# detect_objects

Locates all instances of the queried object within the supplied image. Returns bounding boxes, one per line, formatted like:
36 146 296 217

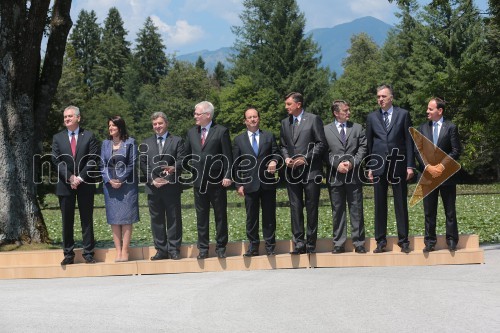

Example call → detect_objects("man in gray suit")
324 100 367 254
280 92 326 254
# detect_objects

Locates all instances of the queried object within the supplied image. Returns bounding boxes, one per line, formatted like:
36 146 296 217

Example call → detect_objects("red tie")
201 127 207 146
70 132 76 157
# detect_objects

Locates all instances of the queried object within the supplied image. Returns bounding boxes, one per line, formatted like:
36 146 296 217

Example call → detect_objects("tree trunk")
0 0 72 244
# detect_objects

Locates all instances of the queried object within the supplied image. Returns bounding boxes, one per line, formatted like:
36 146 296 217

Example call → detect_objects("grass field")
34 183 500 250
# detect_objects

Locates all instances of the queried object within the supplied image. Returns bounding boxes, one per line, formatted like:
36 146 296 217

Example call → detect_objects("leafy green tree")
82 93 134 142
93 7 131 95
156 61 213 137
195 56 206 71
69 9 100 93
212 61 228 88
330 33 381 124
134 17 168 85
231 0 330 119
218 76 281 137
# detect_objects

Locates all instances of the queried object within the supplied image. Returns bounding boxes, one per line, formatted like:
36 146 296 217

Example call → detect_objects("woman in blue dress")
100 116 139 262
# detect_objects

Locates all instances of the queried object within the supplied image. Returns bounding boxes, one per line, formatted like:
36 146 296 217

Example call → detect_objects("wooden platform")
0 235 484 279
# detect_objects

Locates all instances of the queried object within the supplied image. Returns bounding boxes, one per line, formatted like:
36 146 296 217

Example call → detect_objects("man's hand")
152 177 168 188
426 165 442 178
367 170 374 183
69 175 81 189
162 165 175 176
222 178 232 187
406 167 414 181
286 157 306 169
337 161 350 174
237 186 245 197
267 160 277 174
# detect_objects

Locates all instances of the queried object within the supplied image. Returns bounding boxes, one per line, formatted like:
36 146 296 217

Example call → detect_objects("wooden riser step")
0 235 484 279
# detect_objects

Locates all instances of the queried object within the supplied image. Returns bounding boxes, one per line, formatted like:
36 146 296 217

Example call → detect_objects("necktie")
383 111 389 130
201 127 207 146
433 122 439 145
292 117 299 139
70 132 76 157
252 132 258 156
158 136 163 153
340 123 346 145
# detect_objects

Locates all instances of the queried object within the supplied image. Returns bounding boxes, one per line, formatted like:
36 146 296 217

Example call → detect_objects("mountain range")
176 16 393 76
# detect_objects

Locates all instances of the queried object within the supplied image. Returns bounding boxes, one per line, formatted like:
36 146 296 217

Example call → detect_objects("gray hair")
195 101 214 118
376 84 394 97
151 111 168 122
64 105 80 116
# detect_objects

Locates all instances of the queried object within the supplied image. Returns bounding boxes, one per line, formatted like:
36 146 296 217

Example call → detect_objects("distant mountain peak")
176 16 392 75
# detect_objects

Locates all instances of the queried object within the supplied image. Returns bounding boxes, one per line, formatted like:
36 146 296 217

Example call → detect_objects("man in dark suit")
324 100 367 254
415 97 461 252
366 84 415 254
140 112 185 260
280 92 327 254
183 101 233 259
52 105 99 265
233 108 281 256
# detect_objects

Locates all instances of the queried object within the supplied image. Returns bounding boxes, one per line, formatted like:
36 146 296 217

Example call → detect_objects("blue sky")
71 0 490 55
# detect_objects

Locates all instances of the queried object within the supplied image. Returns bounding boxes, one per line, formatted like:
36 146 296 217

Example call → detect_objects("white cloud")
150 16 204 46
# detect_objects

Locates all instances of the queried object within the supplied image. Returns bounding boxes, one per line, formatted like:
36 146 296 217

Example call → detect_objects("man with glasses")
183 101 233 259
324 100 367 254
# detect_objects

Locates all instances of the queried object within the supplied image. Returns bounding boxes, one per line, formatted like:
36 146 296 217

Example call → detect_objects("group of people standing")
51 84 461 266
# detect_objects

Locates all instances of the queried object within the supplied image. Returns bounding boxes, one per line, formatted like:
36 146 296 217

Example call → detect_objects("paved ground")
1 244 499 332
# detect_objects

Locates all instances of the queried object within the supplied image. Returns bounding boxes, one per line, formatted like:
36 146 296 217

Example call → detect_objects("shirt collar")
293 110 304 122
68 127 80 136
381 106 394 115
434 117 444 125
334 120 346 128
202 122 213 132
247 129 259 138
157 131 168 140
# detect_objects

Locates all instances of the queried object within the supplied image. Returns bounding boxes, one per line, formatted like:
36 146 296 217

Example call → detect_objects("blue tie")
252 132 258 156
433 122 439 145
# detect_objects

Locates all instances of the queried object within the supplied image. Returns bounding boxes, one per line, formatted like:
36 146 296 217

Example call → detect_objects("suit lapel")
437 120 447 146
387 108 399 133
328 123 343 145
161 134 173 157
293 114 306 143
75 128 86 158
345 122 353 142
202 124 216 150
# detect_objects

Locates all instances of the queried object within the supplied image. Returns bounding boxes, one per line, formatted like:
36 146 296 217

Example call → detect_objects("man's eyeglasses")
193 112 207 117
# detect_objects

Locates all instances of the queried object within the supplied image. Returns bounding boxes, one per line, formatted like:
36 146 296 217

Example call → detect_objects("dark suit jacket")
366 106 415 177
51 128 99 196
280 112 326 181
100 138 137 184
139 133 185 195
232 129 281 193
183 123 233 188
415 119 461 185
324 121 367 186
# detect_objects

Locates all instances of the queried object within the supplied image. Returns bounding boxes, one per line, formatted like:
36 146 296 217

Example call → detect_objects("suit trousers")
58 184 95 258
194 183 228 251
373 174 409 247
148 190 183 255
423 184 458 246
286 180 321 249
328 183 365 248
244 188 276 251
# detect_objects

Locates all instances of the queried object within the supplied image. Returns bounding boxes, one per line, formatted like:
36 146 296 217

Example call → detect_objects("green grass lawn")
38 183 500 249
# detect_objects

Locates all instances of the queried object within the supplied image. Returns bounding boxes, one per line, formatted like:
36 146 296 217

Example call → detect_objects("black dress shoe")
150 251 169 261
243 248 259 257
266 250 276 256
448 240 457 252
401 244 411 254
423 244 435 253
290 247 306 255
373 244 386 253
355 245 367 254
170 252 181 260
306 248 316 254
332 246 345 254
216 248 227 258
83 255 96 264
60 257 74 266
197 251 209 260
